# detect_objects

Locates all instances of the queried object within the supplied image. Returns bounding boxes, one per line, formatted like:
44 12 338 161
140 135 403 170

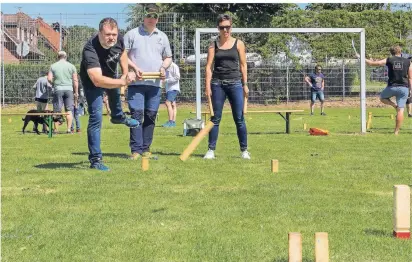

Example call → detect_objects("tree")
64 25 97 65
124 3 298 60
269 10 412 62
306 3 386 12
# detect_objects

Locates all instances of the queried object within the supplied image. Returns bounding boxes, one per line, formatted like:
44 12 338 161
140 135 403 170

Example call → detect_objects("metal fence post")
181 15 184 60
173 13 177 61
342 61 345 101
59 13 62 51
1 16 4 107
286 65 289 104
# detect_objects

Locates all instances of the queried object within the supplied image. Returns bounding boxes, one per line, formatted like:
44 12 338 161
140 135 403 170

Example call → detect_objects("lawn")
1 104 412 261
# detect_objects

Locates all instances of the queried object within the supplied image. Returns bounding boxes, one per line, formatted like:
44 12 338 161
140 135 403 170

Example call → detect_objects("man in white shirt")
162 62 180 127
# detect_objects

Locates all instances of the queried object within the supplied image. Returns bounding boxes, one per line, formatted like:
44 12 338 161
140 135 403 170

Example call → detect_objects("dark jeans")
127 85 161 154
209 80 248 151
84 85 124 163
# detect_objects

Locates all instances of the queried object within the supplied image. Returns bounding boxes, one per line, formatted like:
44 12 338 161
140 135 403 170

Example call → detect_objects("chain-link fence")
0 11 387 106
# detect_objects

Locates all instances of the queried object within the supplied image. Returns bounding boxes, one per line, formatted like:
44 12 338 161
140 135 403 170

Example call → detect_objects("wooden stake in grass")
271 159 279 173
180 95 214 161
288 232 302 262
393 185 410 239
315 232 329 262
303 123 307 130
391 114 394 120
348 115 351 120
142 157 149 171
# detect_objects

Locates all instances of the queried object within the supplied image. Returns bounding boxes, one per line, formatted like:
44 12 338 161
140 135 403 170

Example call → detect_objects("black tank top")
386 56 411 87
212 39 241 81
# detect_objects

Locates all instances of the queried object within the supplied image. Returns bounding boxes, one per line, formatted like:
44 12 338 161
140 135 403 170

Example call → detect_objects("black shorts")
35 97 48 103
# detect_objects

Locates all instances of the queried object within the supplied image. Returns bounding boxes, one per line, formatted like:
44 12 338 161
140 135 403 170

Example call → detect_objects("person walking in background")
304 65 326 116
48 50 78 133
33 72 52 112
162 62 180 127
33 72 53 133
204 13 250 160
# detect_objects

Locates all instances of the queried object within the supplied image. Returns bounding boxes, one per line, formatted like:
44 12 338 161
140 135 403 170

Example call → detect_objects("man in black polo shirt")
80 17 139 171
357 45 412 135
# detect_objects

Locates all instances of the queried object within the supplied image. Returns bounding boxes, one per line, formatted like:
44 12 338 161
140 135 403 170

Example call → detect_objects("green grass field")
2 104 412 261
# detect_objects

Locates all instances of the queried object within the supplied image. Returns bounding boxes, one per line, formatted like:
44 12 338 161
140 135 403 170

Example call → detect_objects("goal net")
194 28 367 133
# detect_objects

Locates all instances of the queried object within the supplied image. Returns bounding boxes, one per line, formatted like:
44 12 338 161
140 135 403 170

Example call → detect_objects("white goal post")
195 28 367 133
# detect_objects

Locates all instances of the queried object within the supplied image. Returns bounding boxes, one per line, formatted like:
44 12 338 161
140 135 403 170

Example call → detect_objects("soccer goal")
194 28 367 133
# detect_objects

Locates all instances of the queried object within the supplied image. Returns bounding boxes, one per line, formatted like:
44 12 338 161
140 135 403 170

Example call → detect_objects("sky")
0 3 133 29
0 3 308 29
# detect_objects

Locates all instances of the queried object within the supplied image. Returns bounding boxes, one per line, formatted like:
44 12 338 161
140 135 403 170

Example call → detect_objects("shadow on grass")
71 152 129 159
152 207 167 213
248 131 288 135
364 228 391 237
35 161 87 169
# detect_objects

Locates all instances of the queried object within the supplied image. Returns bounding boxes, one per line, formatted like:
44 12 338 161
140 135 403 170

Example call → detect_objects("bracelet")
242 82 248 86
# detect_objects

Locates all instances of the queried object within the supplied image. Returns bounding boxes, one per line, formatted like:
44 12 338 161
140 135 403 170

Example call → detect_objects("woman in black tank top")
203 14 250 159
359 45 412 135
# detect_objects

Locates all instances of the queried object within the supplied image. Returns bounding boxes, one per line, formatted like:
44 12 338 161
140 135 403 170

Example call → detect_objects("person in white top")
162 62 180 127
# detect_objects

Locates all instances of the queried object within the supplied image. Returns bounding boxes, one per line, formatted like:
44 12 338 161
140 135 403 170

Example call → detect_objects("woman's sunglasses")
218 25 231 31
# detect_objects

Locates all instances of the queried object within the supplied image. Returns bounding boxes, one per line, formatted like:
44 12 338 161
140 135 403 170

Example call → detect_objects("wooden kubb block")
142 157 149 171
271 159 279 173
393 185 411 239
315 232 329 262
288 232 302 262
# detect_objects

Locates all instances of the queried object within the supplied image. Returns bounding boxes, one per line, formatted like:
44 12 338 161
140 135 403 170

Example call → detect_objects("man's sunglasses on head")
218 25 231 31
145 12 158 19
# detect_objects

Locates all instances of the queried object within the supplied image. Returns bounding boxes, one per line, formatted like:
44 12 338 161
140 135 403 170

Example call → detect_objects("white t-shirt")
165 62 180 92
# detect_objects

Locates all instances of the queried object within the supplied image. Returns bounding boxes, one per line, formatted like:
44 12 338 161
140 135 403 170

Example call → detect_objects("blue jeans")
209 80 248 151
127 85 161 154
84 85 124 163
71 104 82 131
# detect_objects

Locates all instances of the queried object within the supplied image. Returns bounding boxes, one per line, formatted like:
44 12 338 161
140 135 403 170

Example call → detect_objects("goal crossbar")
195 28 367 133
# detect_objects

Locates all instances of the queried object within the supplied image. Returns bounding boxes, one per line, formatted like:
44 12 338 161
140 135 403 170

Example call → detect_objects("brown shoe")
129 152 141 160
76 129 81 133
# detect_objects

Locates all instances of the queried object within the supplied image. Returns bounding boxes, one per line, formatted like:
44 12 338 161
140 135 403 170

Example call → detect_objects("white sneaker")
241 150 251 160
203 149 215 159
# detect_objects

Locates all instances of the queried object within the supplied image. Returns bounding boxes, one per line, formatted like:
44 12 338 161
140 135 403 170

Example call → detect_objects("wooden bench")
2 112 70 138
190 110 304 134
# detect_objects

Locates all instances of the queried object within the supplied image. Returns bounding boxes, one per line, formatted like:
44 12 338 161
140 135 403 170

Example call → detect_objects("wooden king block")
367 112 372 129
142 157 149 171
288 232 302 262
393 185 411 239
271 159 279 173
315 232 329 262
